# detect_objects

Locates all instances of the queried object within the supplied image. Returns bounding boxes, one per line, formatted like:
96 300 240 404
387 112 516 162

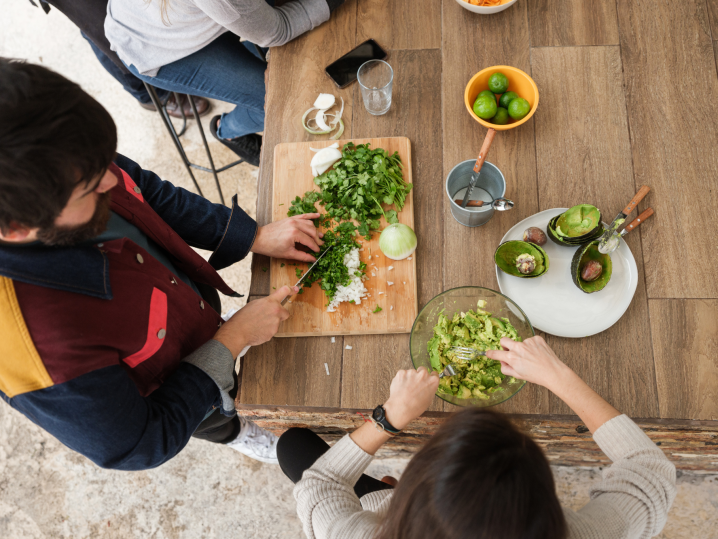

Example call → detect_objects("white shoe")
226 416 279 464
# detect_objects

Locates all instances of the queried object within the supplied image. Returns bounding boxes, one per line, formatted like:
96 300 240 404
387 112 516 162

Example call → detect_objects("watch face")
372 405 384 422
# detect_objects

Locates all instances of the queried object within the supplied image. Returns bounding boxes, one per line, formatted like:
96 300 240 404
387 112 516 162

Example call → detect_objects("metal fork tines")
450 346 487 361
439 365 457 379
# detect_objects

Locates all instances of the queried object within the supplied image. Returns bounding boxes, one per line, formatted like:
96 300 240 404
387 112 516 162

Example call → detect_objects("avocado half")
494 241 549 278
547 204 604 247
571 241 612 293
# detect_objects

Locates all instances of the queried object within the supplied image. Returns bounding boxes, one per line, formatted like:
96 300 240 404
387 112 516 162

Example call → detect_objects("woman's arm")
199 0 344 49
294 367 438 539
487 337 676 538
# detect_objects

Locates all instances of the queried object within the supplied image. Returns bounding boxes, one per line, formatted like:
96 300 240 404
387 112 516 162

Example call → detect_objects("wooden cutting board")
271 137 418 337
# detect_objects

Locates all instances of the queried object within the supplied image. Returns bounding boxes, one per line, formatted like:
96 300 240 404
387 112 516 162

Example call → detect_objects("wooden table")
237 0 718 471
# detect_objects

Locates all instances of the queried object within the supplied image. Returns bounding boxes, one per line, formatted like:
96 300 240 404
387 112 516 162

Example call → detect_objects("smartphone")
325 39 388 89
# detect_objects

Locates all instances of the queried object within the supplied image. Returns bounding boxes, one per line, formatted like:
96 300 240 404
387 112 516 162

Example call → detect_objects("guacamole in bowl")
410 287 533 407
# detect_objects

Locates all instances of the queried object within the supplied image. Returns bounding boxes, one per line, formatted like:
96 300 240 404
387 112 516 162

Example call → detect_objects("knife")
280 244 334 305
460 128 496 208
597 185 651 252
236 245 335 359
598 208 654 254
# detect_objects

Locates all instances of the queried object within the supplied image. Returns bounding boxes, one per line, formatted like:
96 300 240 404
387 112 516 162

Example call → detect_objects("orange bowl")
464 65 539 131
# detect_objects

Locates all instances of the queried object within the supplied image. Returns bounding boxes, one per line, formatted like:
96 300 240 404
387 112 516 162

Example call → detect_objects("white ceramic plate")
496 208 639 338
454 0 518 15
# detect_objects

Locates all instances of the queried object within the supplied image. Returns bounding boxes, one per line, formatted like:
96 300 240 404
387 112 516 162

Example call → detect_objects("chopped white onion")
345 345 353 350
315 108 331 131
378 292 384 295
388 282 394 286
314 93 336 109
331 337 336 343
388 266 394 271
390 305 394 311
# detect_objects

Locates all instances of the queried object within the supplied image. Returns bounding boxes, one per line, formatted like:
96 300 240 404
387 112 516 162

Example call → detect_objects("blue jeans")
83 33 169 105
126 33 267 139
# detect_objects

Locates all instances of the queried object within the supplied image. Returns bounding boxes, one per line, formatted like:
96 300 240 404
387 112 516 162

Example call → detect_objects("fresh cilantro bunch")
298 221 367 303
288 143 412 239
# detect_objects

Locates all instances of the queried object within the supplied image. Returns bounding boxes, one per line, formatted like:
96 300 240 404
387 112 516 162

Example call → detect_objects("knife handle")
455 199 485 207
622 185 651 216
624 208 654 234
473 128 496 174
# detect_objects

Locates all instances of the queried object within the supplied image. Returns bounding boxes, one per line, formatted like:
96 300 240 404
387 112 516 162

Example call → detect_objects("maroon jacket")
0 154 256 469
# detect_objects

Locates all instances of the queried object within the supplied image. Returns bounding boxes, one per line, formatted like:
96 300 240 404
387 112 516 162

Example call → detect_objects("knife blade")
598 208 654 254
281 245 334 305
597 185 651 251
460 128 496 208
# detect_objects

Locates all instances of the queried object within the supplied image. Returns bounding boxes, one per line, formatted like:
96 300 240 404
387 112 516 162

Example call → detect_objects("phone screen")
325 39 388 88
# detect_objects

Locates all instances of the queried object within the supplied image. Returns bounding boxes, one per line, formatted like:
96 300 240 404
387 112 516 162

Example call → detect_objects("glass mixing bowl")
410 286 534 407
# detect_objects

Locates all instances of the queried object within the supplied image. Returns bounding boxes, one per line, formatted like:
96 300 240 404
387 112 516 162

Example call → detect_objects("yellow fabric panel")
0 276 53 397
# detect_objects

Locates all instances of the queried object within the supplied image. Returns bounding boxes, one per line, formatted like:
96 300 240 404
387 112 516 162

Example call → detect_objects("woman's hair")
149 0 171 26
377 408 567 539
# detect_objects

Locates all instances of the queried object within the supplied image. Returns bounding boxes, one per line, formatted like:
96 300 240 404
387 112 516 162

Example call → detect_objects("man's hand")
251 214 324 263
212 286 297 357
383 367 439 431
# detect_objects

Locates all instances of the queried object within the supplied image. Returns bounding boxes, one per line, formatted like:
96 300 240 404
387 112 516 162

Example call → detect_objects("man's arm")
113 153 257 270
6 360 223 470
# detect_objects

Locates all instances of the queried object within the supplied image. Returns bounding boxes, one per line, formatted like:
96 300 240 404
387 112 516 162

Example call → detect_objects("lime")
499 91 518 109
473 95 498 119
488 72 509 94
508 97 530 120
477 90 495 101
491 107 509 125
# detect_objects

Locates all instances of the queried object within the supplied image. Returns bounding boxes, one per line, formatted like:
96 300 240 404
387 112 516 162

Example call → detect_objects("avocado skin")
547 209 604 247
571 240 613 293
494 241 549 279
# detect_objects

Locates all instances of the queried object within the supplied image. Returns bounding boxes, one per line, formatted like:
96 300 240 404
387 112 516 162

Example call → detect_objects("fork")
439 364 458 379
450 346 487 362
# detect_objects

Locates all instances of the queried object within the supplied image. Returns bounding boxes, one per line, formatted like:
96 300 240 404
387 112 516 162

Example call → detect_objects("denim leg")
126 33 266 139
81 33 169 105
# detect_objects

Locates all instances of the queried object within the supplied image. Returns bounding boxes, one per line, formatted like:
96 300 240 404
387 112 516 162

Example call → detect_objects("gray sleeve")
197 0 331 48
182 339 236 414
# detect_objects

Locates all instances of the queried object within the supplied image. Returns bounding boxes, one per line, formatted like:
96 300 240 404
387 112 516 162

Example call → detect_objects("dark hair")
0 58 117 233
377 409 567 539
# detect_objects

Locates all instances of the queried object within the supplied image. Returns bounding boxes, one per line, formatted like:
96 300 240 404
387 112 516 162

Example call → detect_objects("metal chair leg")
144 83 248 206
144 82 204 198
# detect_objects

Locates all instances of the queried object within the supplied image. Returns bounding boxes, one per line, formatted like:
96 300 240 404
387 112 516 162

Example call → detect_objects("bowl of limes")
464 66 539 131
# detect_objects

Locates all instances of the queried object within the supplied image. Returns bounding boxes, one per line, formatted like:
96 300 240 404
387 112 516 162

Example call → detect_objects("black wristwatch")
372 404 401 435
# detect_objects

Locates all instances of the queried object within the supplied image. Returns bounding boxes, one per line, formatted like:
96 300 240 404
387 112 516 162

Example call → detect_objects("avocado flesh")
571 241 613 293
494 241 549 278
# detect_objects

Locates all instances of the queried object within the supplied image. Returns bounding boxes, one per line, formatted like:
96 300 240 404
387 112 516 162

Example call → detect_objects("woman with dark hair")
277 336 676 539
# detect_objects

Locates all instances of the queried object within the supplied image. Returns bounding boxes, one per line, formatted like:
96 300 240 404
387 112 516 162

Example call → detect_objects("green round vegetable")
491 107 509 125
499 91 518 109
508 97 531 120
379 223 417 260
488 72 509 94
473 95 498 119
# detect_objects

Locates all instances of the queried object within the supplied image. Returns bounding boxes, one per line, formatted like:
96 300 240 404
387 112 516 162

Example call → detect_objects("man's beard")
37 191 113 246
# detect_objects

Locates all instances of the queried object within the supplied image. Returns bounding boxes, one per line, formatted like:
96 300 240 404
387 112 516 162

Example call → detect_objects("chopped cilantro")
280 263 285 268
372 304 382 313
261 267 267 272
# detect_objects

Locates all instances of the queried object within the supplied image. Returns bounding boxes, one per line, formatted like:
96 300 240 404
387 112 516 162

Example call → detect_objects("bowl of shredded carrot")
455 0 518 15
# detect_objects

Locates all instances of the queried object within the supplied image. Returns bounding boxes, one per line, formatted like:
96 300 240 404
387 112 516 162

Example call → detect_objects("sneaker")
139 94 211 119
209 115 262 166
226 416 279 464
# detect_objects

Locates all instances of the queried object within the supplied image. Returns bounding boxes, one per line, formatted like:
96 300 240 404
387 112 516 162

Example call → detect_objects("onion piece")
329 98 345 128
314 93 336 109
315 108 331 131
302 107 332 135
310 142 339 152
330 119 345 140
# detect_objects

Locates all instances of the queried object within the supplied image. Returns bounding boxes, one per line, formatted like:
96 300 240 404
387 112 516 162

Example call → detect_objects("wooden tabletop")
240 0 718 424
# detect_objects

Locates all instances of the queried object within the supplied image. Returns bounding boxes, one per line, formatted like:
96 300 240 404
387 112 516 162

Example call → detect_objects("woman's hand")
212 286 296 357
383 367 440 431
487 336 620 433
486 335 571 392
251 214 324 263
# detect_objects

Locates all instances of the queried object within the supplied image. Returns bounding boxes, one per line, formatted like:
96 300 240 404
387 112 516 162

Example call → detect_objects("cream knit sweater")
294 415 676 539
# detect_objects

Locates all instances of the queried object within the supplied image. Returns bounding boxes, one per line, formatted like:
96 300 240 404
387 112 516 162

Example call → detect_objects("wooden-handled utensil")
599 207 654 254
459 128 496 209
598 185 651 252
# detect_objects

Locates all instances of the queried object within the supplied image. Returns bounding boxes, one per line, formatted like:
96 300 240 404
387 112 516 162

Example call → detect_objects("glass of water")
357 60 393 116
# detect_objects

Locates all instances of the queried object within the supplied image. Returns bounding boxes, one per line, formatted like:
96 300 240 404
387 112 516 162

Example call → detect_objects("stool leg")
144 83 204 198
189 97 225 206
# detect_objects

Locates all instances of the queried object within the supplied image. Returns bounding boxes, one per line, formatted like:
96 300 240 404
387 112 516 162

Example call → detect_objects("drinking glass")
357 60 393 115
